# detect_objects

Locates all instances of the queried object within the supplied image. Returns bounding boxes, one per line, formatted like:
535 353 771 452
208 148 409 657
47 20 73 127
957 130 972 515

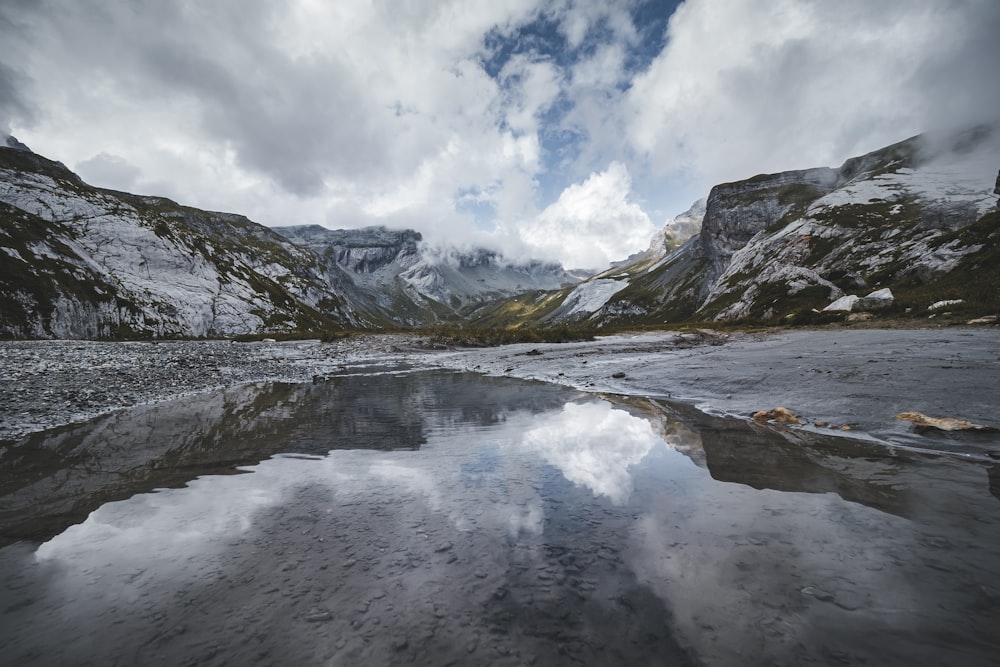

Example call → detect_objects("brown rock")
894 411 997 432
751 407 801 424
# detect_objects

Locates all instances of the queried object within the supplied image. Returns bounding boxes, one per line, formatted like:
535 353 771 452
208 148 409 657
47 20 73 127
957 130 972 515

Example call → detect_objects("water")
1 369 998 666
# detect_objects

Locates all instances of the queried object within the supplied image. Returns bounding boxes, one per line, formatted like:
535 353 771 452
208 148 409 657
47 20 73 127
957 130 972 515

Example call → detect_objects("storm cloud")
1 0 997 269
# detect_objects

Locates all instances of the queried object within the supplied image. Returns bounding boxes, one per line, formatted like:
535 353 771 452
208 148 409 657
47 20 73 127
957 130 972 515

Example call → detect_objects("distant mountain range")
1 128 997 339
0 140 575 338
483 126 1000 328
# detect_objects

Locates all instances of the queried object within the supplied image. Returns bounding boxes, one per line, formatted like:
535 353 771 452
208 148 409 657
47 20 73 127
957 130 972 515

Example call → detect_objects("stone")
751 407 800 424
304 607 333 623
801 586 835 602
928 299 963 311
895 411 996 432
822 295 859 312
854 288 894 312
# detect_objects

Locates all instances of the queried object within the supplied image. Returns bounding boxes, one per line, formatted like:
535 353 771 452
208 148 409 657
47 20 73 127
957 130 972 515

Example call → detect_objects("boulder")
854 288 894 312
823 294 860 312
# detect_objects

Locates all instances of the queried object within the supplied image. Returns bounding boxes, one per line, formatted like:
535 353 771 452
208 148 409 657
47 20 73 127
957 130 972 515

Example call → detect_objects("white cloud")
2 0 998 271
626 0 1000 190
519 161 656 269
520 401 659 505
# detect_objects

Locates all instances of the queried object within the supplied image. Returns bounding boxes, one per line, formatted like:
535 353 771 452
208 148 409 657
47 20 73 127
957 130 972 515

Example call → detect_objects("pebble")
304 608 333 623
0 336 425 441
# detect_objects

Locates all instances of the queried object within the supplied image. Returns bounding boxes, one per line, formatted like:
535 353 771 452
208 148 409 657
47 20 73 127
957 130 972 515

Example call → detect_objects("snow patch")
562 279 628 316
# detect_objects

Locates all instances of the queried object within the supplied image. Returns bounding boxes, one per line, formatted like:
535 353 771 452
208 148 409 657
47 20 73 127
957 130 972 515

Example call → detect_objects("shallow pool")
1 369 998 665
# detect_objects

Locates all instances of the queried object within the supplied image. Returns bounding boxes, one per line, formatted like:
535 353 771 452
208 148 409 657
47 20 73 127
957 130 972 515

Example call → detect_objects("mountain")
272 225 577 327
3 127 996 340
502 127 999 328
0 140 576 339
0 146 355 338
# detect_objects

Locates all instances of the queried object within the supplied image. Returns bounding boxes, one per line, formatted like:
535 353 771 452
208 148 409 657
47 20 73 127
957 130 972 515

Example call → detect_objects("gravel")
3 327 999 456
0 336 420 441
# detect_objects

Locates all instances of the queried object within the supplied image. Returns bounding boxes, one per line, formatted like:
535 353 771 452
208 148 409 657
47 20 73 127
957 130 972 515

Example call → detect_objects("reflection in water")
0 371 570 545
521 402 660 504
1 370 998 666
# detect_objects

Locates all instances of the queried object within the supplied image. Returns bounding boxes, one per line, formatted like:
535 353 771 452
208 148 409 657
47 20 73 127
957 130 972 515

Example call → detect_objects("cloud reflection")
520 401 660 504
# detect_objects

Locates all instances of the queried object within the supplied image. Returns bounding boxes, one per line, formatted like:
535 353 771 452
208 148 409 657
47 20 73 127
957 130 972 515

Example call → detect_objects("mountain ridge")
1 128 997 339
0 143 575 338
486 127 998 329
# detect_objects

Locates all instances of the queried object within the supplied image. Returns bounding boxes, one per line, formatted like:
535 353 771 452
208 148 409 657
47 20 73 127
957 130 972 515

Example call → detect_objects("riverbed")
1 329 998 665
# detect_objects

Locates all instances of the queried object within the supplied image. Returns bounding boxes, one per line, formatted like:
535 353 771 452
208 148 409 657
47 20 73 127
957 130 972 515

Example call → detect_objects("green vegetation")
420 324 596 347
885 209 1000 318
463 288 572 328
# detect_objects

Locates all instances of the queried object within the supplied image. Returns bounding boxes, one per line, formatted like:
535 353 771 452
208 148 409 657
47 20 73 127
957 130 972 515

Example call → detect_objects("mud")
426 327 1000 457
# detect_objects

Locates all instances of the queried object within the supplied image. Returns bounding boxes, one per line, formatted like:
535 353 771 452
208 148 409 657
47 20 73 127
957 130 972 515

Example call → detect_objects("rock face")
649 198 706 255
0 141 577 338
272 226 577 327
854 288 895 312
0 146 356 338
530 126 1000 326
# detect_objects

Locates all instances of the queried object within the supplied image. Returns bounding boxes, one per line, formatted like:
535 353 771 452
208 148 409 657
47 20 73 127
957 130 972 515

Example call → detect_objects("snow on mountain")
273 225 578 324
0 142 578 338
560 279 629 317
519 126 1000 327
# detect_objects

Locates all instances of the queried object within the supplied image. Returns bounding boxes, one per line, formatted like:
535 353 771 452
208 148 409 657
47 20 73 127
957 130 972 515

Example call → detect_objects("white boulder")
855 288 895 311
822 295 860 312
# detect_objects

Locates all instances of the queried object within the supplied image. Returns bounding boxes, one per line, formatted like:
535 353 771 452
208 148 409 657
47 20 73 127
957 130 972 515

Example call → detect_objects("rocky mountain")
3 127 996 340
502 126 999 328
272 225 577 327
0 140 576 339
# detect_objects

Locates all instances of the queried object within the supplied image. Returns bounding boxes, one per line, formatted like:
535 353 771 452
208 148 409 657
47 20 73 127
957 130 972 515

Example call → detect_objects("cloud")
76 153 142 192
626 0 1000 190
1 0 997 270
0 62 35 135
519 161 656 269
520 401 659 505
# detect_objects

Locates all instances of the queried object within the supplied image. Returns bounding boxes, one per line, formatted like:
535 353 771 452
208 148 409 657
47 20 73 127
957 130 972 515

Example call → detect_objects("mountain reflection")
4 371 999 667
0 370 572 545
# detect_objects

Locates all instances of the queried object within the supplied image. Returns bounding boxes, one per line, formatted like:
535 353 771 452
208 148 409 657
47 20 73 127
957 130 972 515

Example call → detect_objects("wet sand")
426 327 1000 456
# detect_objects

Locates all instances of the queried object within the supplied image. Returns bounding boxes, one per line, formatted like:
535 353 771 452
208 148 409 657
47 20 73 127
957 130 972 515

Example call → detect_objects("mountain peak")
2 135 31 153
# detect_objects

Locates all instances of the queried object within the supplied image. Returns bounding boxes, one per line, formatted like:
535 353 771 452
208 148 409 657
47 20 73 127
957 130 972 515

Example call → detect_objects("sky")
2 0 999 270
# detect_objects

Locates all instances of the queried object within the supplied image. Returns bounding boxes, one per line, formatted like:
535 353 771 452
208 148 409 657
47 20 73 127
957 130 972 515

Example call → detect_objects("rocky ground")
0 335 419 440
2 327 999 667
2 327 999 455
425 327 1000 456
